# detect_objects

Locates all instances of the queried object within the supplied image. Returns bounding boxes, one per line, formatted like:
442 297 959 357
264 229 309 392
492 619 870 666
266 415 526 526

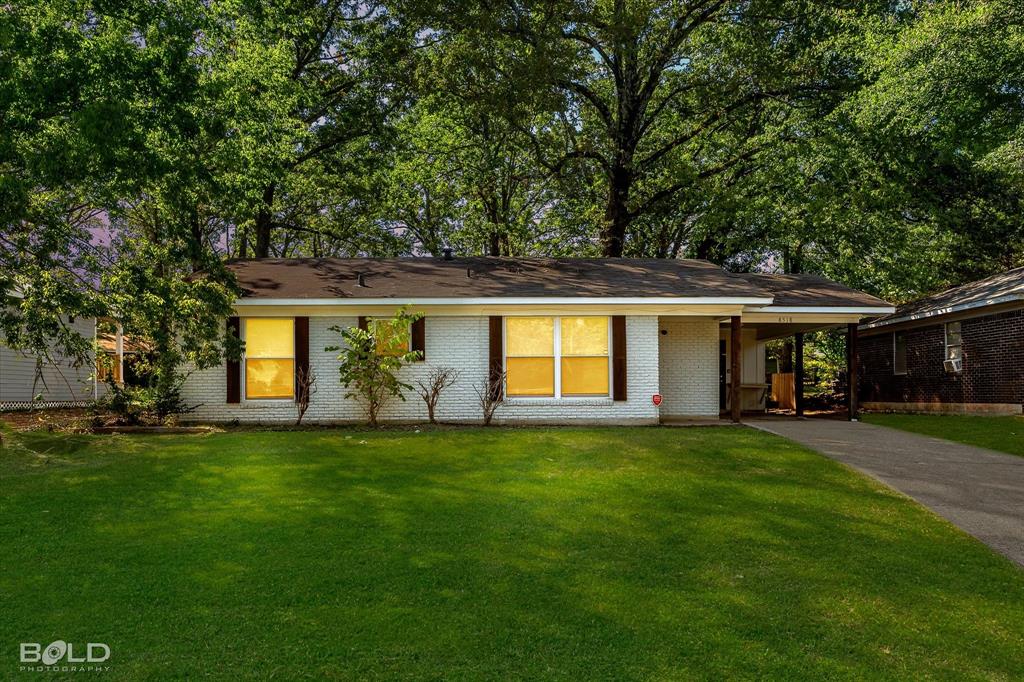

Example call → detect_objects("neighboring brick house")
179 257 891 424
859 267 1024 415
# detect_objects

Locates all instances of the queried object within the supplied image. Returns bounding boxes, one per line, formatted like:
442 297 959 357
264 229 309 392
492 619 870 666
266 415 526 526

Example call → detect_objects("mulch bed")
0 409 215 434
90 425 217 434
0 408 92 432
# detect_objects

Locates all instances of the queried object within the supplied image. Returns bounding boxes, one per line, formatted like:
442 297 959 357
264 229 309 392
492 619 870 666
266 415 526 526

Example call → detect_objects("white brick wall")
181 315 663 425
182 316 361 423
657 317 720 417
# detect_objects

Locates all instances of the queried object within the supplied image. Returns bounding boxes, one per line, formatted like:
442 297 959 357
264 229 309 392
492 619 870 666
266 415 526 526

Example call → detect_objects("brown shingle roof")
225 257 889 309
863 266 1024 329
228 257 768 300
739 273 891 308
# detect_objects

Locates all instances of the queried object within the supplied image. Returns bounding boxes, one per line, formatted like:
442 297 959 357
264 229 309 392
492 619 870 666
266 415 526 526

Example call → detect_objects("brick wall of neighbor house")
657 317 720 417
180 315 664 424
860 308 1024 406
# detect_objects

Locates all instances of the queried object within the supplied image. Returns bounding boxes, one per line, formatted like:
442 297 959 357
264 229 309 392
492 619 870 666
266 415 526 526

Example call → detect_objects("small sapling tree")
326 307 423 426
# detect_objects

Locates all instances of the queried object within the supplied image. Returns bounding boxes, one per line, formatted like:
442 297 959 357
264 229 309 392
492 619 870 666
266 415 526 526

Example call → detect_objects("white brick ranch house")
180 257 893 425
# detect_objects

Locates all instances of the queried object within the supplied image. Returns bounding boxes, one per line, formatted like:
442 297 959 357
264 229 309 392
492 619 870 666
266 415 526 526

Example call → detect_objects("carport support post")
846 323 859 421
794 332 804 417
730 316 742 423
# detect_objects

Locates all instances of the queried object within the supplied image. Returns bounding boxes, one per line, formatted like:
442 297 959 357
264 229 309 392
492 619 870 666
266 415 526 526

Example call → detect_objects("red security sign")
652 394 663 407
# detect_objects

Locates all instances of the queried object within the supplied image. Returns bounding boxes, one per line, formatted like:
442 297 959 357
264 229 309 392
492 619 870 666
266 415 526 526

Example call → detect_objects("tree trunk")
187 209 204 271
778 244 799 373
482 194 502 256
254 183 276 258
778 341 793 373
694 231 721 261
784 243 803 274
602 165 632 257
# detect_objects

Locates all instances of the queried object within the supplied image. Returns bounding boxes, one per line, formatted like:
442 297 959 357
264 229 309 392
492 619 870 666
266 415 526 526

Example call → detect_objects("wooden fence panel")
772 373 796 410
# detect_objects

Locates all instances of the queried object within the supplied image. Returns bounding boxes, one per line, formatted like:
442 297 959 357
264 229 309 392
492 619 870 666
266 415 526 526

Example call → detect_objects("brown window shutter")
226 316 241 404
612 315 627 401
488 316 503 400
358 316 368 331
411 317 425 360
294 317 309 403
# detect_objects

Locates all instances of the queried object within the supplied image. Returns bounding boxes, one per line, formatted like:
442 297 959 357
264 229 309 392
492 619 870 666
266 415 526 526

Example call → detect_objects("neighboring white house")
179 257 893 425
0 313 100 408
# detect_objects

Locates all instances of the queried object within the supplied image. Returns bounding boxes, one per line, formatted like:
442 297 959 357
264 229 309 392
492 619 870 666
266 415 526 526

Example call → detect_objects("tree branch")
638 0 730 107
556 79 615 132
561 29 620 88
638 92 766 168
632 143 766 218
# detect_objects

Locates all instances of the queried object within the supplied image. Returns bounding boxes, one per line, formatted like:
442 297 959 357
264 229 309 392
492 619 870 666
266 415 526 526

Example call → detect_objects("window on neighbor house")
245 318 294 399
945 321 962 361
368 318 411 356
504 316 610 398
893 332 907 375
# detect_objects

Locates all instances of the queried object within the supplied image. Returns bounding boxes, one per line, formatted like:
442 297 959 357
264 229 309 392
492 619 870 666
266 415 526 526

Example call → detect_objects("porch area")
655 312 867 424
718 316 863 423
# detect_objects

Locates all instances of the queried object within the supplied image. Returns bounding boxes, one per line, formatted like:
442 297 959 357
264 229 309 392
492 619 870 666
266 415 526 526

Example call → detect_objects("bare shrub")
417 366 459 424
295 365 317 426
474 369 505 426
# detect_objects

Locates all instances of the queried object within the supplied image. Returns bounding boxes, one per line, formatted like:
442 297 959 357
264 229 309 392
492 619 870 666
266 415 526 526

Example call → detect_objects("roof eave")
747 305 895 315
233 295 776 306
860 293 1024 330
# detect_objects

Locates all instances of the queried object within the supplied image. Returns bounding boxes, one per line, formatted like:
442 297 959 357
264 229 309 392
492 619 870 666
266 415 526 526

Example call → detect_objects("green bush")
95 376 191 425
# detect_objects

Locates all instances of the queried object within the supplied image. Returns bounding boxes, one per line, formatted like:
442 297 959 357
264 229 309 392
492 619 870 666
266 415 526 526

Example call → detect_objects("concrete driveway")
750 418 1024 567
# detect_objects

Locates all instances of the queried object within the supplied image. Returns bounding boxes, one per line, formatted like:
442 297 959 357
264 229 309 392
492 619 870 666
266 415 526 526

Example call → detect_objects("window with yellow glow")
505 317 555 396
504 316 609 398
369 318 410 356
560 317 609 396
245 318 294 399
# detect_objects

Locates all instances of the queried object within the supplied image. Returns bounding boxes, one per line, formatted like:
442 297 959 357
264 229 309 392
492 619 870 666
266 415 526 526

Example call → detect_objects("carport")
718 273 894 422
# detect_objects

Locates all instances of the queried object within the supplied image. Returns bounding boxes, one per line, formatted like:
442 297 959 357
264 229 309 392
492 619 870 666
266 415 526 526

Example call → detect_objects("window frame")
893 331 907 376
367 317 412 356
944 321 963 361
503 316 613 399
242 317 296 401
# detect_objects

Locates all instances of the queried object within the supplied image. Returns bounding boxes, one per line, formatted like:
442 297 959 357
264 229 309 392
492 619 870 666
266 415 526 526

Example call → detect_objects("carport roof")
738 272 890 308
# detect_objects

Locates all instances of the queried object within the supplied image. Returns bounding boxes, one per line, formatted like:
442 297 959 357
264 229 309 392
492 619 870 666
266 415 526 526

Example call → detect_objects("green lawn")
2 426 1023 680
863 413 1024 457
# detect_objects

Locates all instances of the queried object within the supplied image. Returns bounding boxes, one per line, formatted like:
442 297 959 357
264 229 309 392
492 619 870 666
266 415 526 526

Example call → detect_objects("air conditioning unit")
943 358 963 374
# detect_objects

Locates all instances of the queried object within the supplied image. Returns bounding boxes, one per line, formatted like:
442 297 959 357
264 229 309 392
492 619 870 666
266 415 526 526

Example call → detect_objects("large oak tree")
417 0 879 256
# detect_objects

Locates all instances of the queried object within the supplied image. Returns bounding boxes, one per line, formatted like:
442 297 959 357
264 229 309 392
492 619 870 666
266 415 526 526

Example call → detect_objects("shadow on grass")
2 427 1023 679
